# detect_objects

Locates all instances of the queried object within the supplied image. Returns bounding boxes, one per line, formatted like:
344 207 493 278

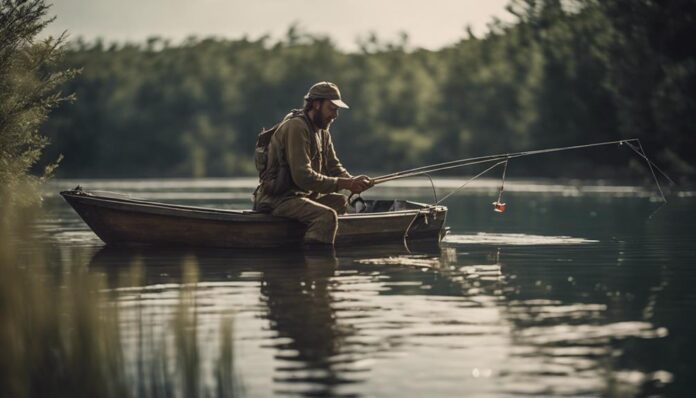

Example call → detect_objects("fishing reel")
349 193 367 213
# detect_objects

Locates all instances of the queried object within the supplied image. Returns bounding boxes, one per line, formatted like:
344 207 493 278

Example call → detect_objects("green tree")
0 0 77 205
36 1 696 181
598 0 696 175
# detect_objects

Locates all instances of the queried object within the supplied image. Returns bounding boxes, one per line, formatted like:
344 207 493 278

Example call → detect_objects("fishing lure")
492 160 508 213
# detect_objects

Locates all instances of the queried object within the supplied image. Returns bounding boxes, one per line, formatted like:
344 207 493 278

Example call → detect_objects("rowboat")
60 188 447 248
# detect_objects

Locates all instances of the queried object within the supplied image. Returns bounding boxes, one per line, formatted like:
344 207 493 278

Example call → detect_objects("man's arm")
324 131 351 178
324 131 373 193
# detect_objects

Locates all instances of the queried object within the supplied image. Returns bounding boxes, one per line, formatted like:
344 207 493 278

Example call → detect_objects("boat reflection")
87 242 442 397
87 240 442 285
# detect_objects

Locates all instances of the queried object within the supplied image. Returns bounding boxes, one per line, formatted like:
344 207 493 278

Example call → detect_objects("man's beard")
312 109 332 130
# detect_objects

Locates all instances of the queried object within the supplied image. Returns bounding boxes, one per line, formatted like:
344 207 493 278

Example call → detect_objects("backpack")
254 110 306 196
254 125 279 175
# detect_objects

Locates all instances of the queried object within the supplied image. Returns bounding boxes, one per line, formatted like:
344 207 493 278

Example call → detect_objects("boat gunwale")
60 190 447 223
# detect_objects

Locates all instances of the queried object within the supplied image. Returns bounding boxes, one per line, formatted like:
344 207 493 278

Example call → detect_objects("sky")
43 0 514 51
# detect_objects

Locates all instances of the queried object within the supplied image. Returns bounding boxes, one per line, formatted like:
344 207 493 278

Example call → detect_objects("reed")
0 197 241 398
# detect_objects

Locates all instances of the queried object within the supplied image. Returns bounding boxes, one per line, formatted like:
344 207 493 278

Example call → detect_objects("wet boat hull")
60 190 447 248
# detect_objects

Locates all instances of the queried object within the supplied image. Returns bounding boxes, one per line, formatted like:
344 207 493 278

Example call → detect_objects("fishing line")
492 159 509 212
422 173 438 204
374 156 510 184
366 138 671 211
435 160 508 205
622 140 673 203
374 138 641 183
351 171 439 210
633 141 675 185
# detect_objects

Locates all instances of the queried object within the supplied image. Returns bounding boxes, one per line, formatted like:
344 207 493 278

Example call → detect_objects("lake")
24 178 696 397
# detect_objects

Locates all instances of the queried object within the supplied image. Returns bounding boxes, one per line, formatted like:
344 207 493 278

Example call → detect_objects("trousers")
272 193 348 244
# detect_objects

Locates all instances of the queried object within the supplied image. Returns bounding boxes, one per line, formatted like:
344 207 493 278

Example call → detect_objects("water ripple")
444 233 599 245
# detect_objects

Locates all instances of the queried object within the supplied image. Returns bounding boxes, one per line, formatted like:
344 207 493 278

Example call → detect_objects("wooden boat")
60 188 447 248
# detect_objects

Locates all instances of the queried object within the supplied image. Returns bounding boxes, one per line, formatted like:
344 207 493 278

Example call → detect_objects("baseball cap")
304 81 349 109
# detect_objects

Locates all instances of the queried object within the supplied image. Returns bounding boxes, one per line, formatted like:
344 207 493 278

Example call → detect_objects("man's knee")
318 194 348 214
273 197 337 225
272 198 339 244
313 206 338 227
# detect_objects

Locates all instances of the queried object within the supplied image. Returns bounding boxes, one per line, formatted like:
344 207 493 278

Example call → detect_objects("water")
31 178 696 397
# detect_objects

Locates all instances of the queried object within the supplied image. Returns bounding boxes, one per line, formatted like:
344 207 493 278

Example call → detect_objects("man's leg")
272 196 339 244
315 193 348 215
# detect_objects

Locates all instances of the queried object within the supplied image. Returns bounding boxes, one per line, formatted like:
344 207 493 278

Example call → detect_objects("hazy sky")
44 0 513 51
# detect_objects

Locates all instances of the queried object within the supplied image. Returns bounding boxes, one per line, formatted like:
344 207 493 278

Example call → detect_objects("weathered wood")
60 190 447 248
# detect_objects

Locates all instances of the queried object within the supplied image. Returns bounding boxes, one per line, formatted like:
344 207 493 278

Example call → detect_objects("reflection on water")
79 242 673 397
444 233 599 245
15 179 696 397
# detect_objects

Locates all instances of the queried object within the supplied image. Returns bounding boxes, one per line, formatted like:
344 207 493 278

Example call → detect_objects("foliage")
597 0 696 175
0 202 241 398
37 0 696 181
0 0 77 205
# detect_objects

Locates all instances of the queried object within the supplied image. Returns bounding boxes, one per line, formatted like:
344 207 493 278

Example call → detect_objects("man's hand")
338 175 374 194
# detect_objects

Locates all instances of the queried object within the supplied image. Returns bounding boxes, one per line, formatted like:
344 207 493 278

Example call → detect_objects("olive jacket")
253 111 351 210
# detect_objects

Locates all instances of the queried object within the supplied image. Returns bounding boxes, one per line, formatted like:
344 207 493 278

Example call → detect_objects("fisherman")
254 81 373 245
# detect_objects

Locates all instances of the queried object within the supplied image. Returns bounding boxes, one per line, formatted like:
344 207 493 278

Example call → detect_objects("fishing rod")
373 138 649 184
367 138 672 204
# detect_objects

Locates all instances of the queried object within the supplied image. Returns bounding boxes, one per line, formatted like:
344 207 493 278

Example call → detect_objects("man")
254 81 373 245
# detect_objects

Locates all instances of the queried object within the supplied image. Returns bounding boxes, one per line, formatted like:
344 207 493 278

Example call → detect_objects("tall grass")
0 198 241 398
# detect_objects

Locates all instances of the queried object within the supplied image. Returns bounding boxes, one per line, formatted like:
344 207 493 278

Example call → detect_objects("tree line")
33 0 696 181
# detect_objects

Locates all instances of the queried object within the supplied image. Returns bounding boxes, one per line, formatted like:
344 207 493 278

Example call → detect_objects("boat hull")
60 190 447 248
